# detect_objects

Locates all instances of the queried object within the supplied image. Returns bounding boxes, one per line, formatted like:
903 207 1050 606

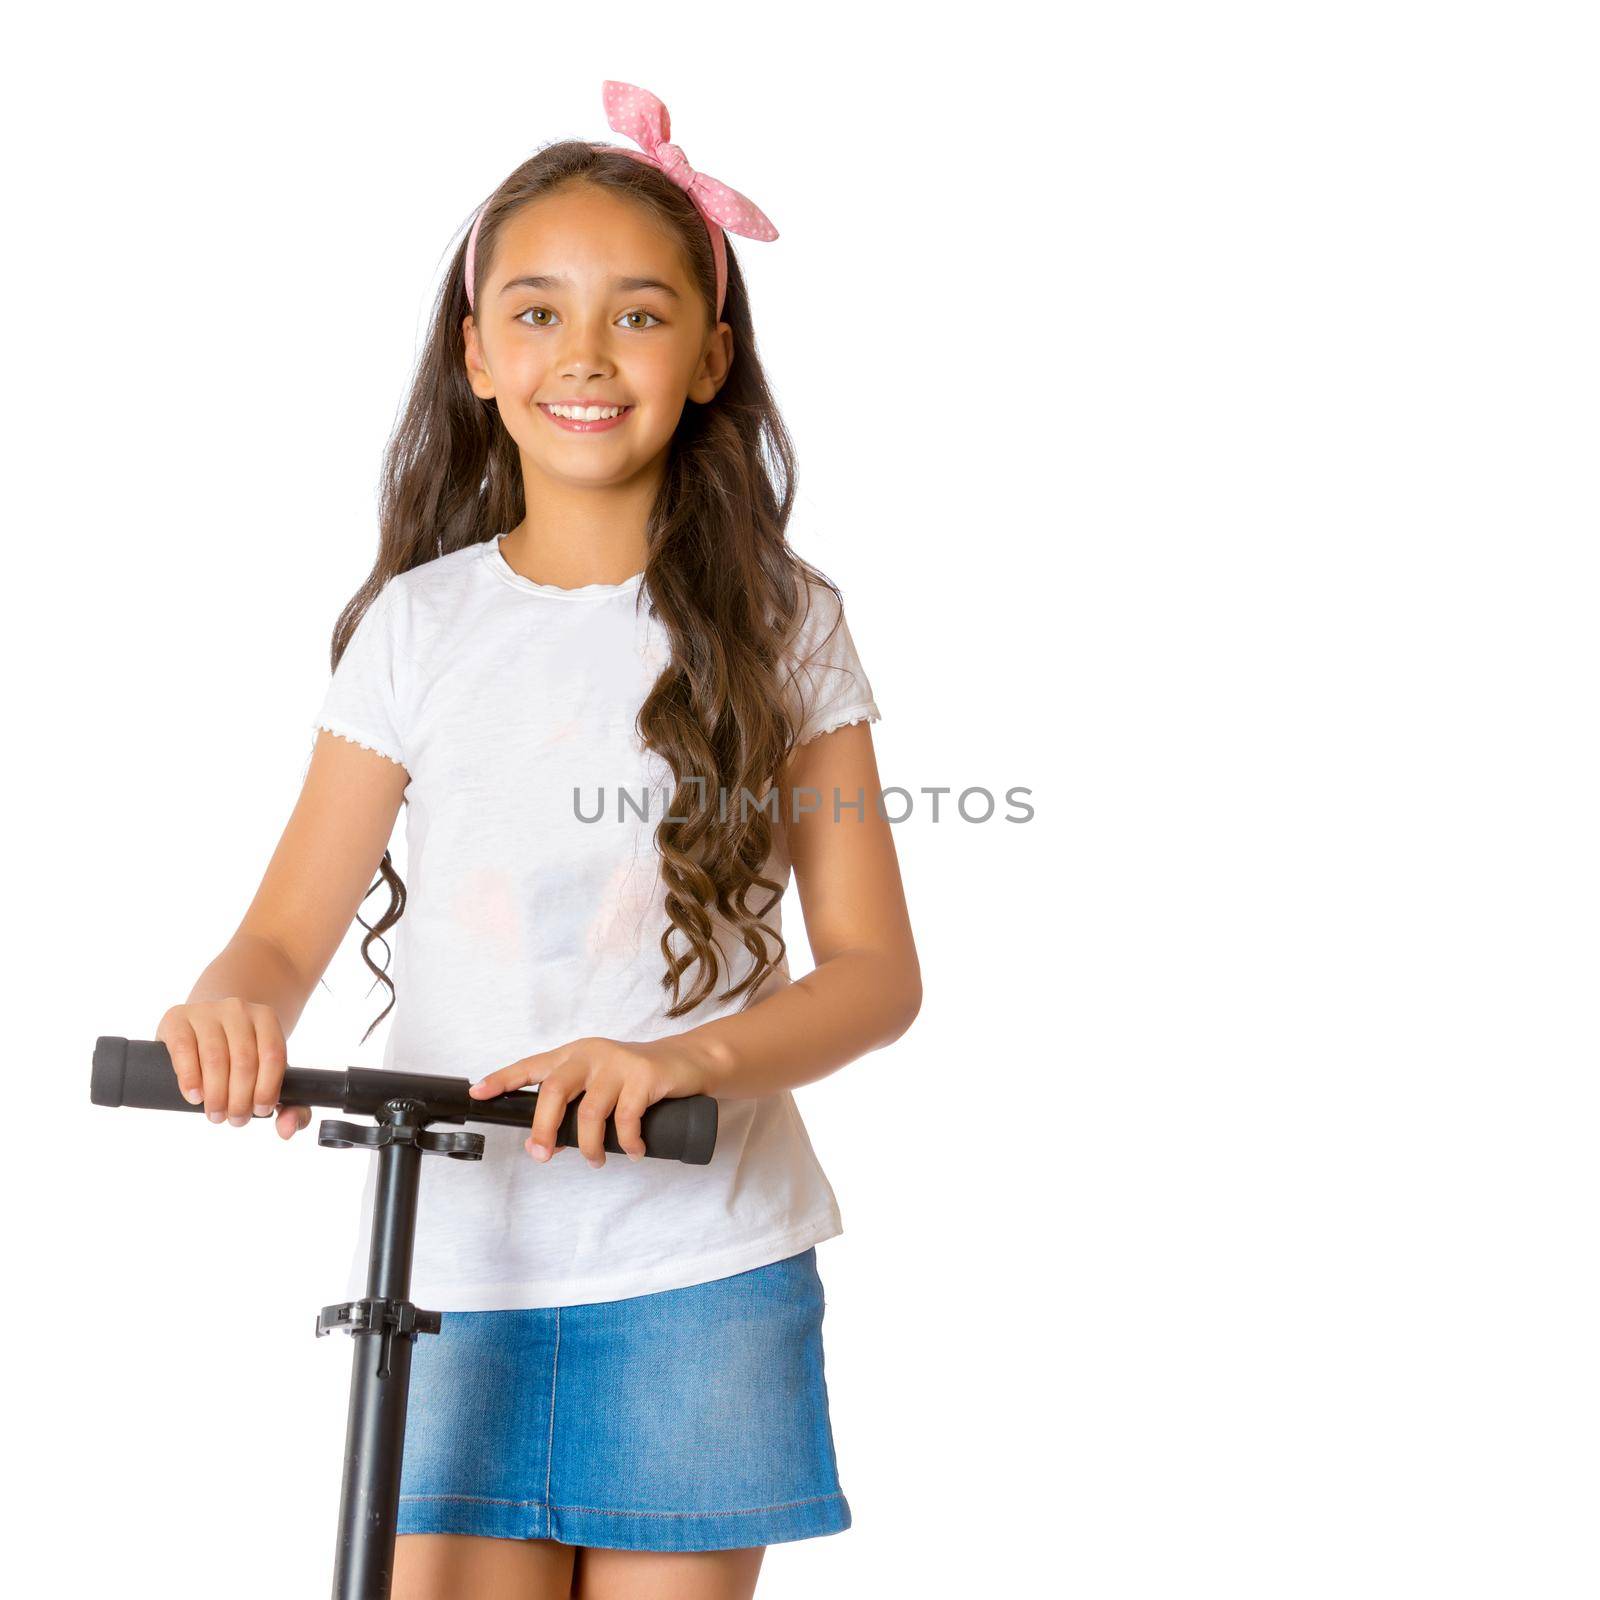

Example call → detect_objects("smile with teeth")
542 403 631 420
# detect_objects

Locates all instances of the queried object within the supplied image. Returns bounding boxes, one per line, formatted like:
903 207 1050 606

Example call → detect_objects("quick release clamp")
313 1097 485 1378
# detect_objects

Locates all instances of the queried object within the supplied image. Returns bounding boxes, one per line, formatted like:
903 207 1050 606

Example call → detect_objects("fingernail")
228 1114 248 1127
527 1141 550 1160
253 1103 272 1117
628 1152 643 1162
183 1087 204 1105
207 1110 224 1124
587 1157 604 1169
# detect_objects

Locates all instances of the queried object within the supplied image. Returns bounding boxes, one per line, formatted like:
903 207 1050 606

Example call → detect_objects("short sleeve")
785 580 882 746
311 580 409 770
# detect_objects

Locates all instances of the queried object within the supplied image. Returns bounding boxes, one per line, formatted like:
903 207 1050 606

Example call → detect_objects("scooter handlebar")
90 1036 718 1165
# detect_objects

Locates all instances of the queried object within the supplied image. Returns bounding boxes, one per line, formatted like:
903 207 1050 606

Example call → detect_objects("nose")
556 314 618 383
561 356 612 382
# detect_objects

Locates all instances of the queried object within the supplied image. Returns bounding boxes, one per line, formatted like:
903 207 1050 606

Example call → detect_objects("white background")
7 3 1596 1595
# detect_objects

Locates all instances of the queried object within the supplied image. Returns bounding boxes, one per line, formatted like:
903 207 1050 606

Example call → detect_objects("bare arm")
185 729 409 1026
466 717 922 1163
156 731 409 1130
677 718 922 1099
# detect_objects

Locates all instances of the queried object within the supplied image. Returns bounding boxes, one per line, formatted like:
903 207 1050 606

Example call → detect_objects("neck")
504 467 660 588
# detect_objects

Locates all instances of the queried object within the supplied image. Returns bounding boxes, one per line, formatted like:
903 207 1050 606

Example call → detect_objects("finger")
158 1014 205 1107
251 1008 289 1116
193 1018 231 1123
575 1083 617 1169
468 1066 531 1100
277 1105 311 1140
613 1086 652 1163
221 1002 259 1127
527 1079 573 1162
470 1051 552 1100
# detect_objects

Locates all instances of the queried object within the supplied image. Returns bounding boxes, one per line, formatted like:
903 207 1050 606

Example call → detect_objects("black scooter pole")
89 1036 719 1600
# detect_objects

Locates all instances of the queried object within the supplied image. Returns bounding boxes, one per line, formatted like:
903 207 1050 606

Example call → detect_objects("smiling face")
462 184 734 494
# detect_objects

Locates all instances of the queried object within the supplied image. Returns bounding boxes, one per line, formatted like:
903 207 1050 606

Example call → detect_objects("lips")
539 404 634 434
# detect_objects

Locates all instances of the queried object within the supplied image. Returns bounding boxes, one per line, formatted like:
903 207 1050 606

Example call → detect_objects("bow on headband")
464 79 779 322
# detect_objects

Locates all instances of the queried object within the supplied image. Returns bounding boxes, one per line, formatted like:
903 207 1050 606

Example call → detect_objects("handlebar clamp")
316 1295 443 1378
317 1104 486 1162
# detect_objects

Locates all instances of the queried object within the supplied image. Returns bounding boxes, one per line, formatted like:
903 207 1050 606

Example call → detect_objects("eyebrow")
499 273 681 300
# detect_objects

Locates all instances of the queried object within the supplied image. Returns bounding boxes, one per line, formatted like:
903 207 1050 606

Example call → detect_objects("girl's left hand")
467 1036 713 1168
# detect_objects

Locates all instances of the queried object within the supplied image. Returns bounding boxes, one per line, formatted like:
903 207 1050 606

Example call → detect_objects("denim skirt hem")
396 1489 851 1551
394 1246 851 1553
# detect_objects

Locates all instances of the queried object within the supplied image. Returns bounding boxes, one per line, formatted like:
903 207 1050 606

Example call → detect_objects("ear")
688 321 735 404
463 314 496 400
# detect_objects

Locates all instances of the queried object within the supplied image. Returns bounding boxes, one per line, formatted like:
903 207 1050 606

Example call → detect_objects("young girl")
155 81 920 1600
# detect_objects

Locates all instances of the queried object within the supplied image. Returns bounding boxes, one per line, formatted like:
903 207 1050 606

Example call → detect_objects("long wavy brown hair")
324 140 848 1044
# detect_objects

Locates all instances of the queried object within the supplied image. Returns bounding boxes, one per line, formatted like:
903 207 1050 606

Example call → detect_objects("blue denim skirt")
395 1246 851 1551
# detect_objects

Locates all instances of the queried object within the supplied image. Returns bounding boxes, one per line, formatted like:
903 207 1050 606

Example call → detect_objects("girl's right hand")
155 998 313 1140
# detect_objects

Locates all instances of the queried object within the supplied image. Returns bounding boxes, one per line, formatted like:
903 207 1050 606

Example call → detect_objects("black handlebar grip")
92 1036 198 1113
618 1093 718 1167
91 1037 719 1165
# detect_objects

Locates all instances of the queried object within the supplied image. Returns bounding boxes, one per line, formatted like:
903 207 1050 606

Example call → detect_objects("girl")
155 81 921 1600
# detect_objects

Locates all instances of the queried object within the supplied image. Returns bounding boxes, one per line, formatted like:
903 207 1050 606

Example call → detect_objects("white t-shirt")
308 532 881 1310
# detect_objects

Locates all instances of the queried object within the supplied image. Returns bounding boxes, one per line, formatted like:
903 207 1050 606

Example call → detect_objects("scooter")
89 1035 719 1600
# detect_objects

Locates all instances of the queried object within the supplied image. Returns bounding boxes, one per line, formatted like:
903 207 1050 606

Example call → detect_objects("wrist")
674 1024 738 1093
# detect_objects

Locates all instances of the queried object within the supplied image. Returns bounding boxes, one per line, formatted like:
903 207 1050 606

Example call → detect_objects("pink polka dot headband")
463 79 779 323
